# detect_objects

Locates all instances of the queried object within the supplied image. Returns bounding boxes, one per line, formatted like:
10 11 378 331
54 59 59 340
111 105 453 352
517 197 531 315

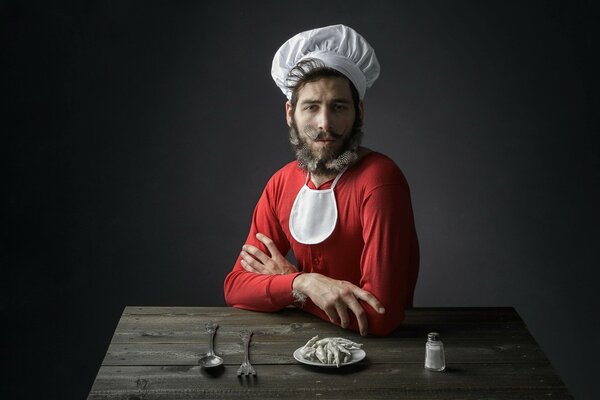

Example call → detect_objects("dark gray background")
2 0 598 398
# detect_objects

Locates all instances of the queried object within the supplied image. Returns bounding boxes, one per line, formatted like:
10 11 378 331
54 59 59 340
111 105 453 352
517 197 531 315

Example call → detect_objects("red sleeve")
357 181 419 335
301 180 419 336
223 181 302 311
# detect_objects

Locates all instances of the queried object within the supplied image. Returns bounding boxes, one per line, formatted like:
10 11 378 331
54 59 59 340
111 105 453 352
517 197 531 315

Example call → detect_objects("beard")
288 121 364 176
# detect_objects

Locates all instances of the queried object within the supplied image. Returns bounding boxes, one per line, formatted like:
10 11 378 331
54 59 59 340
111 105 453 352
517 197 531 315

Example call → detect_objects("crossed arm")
240 233 385 336
224 170 418 336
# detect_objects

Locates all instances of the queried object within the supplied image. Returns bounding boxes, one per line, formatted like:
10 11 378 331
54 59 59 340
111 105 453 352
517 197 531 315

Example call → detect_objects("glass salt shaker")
424 332 446 371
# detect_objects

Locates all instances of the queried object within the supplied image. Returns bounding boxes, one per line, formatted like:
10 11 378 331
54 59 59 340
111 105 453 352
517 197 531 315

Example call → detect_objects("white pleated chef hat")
271 24 380 100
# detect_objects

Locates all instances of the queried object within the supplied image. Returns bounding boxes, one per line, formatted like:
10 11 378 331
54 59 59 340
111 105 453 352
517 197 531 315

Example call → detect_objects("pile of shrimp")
298 335 362 367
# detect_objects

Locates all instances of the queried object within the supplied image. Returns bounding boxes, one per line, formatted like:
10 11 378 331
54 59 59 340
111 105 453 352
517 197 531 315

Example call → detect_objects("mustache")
302 125 343 141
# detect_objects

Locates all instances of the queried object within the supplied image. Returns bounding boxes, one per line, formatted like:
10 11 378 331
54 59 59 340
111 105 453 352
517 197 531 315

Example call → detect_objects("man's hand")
293 273 385 336
240 233 297 275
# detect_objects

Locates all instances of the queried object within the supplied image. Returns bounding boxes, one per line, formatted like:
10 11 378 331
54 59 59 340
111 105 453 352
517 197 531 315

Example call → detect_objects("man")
224 25 419 336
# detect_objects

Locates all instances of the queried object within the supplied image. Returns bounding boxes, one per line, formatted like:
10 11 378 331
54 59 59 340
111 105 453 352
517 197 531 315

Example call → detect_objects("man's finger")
346 297 368 336
256 233 282 258
240 252 268 274
240 258 260 273
242 245 270 265
335 303 350 329
353 288 385 314
323 305 339 325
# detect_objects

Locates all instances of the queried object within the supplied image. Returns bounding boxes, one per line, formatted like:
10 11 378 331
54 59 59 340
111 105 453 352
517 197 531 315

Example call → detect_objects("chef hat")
271 24 380 100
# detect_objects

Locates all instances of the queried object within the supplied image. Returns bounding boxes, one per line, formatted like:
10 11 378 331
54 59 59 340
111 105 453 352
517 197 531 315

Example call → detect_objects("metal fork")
237 330 256 376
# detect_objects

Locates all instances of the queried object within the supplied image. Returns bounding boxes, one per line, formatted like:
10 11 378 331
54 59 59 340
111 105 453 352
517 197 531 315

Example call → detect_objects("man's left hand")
240 233 297 275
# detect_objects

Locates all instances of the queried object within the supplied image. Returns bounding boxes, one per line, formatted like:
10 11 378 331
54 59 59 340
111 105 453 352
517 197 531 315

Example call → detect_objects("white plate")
293 347 366 367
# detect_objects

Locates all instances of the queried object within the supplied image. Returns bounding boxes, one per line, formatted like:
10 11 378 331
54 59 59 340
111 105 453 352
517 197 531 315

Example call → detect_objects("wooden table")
88 307 572 399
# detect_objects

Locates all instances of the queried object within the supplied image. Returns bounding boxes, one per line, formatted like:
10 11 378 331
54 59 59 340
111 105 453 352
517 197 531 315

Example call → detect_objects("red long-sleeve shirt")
223 152 419 336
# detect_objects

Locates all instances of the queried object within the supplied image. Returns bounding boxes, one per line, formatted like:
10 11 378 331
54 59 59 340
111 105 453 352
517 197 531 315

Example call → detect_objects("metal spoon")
199 321 223 368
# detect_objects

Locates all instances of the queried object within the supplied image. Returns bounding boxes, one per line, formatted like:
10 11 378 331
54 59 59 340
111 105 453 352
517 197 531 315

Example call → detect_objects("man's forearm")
224 268 301 311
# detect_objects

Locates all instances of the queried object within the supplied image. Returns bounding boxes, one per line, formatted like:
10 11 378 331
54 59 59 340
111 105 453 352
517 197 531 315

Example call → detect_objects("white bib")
289 169 347 245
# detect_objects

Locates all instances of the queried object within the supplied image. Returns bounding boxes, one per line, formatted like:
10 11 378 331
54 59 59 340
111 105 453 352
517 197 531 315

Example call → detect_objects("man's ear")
285 101 293 127
358 100 365 123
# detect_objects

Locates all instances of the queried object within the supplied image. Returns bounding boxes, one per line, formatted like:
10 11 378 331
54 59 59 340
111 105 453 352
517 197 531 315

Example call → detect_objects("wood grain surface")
88 307 572 399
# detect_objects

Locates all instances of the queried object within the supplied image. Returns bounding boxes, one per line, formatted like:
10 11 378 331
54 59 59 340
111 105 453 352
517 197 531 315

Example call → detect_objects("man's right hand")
292 273 385 336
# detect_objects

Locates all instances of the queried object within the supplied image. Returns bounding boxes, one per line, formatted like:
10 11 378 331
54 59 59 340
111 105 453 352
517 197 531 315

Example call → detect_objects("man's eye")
333 104 348 111
304 105 317 111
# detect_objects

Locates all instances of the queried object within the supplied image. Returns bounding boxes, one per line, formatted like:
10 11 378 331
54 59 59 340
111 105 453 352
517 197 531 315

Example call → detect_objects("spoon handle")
206 321 218 355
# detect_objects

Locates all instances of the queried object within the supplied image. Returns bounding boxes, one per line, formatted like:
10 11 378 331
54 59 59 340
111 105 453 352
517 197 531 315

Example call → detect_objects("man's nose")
317 109 334 132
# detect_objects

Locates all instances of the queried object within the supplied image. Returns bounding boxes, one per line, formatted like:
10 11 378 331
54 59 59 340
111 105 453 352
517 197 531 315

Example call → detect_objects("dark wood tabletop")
87 306 572 399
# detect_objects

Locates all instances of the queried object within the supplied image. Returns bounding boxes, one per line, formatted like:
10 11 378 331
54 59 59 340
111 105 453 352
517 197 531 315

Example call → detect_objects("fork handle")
242 336 251 364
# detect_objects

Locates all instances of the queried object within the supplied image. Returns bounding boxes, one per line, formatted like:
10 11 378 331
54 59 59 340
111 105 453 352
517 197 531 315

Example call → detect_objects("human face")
286 77 364 174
